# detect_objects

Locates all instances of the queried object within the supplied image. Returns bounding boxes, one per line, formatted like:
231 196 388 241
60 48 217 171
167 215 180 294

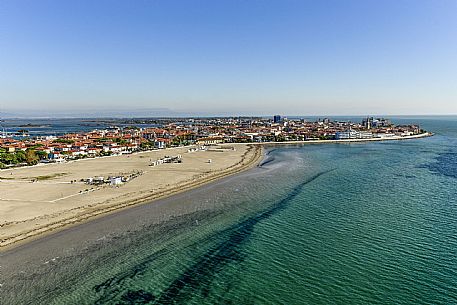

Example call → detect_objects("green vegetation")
53 138 75 144
29 143 44 149
140 141 155 150
95 137 128 144
35 150 48 159
0 148 40 168
100 150 112 156
1 150 26 166
32 173 68 181
113 138 128 145
232 137 251 143
275 135 286 142
171 136 189 146
287 134 297 141
318 135 335 140
123 126 140 130
25 149 39 165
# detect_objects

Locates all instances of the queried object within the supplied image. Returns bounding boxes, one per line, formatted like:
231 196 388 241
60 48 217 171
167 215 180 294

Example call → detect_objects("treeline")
0 149 46 169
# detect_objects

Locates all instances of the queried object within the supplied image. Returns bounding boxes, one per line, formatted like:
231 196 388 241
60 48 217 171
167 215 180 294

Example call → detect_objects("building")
109 176 123 185
362 117 392 129
362 117 374 129
273 115 281 124
196 136 223 145
372 118 392 128
335 130 373 140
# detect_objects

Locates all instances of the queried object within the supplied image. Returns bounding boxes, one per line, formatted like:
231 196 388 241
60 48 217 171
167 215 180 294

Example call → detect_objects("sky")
1 0 456 117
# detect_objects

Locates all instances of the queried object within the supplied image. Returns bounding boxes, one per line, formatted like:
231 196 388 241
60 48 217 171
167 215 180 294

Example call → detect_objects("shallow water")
1 117 457 304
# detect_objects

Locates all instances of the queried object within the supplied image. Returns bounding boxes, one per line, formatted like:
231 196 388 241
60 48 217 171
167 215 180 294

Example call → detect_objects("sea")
0 118 161 137
1 116 456 304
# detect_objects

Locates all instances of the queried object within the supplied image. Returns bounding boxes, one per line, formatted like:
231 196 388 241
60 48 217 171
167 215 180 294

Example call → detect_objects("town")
0 116 424 168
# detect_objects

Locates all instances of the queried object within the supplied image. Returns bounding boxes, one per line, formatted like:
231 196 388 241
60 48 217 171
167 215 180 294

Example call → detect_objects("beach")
0 132 432 251
1 122 454 305
0 144 262 249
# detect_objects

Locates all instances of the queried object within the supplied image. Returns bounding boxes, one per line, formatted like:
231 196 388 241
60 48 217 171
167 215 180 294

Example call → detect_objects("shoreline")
0 144 263 251
0 132 431 172
249 131 433 146
0 132 431 251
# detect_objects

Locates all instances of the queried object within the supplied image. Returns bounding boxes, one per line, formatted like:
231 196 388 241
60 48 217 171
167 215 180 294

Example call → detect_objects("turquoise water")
1 117 457 304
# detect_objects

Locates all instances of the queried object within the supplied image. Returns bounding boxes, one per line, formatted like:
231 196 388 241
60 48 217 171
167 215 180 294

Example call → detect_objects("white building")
109 176 123 185
335 130 373 140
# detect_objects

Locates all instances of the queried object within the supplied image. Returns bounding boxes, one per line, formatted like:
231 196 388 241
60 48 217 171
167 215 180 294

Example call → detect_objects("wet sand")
0 144 263 250
0 133 430 251
0 154 282 304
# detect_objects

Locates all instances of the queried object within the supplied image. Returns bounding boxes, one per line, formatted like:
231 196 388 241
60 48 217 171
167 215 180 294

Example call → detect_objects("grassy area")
30 173 68 181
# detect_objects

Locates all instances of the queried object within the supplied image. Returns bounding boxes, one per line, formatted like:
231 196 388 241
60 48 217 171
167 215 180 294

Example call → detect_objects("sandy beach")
0 133 432 250
0 144 263 249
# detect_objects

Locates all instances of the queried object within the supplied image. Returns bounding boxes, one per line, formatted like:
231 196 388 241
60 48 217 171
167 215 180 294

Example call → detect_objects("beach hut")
109 176 123 186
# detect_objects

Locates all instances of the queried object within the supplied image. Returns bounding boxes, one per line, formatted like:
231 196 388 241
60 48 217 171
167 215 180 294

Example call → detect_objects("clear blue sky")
1 0 456 116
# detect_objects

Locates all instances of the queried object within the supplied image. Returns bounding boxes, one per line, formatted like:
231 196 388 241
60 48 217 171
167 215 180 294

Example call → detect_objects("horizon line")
2 114 457 120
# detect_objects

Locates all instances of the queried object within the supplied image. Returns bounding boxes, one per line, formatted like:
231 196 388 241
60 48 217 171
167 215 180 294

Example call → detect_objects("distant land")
0 108 184 119
2 108 457 119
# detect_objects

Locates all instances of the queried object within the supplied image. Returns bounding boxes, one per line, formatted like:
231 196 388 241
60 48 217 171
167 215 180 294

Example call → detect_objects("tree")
25 149 39 165
53 138 74 144
15 151 26 163
113 138 128 145
140 141 154 150
36 150 48 160
275 134 286 142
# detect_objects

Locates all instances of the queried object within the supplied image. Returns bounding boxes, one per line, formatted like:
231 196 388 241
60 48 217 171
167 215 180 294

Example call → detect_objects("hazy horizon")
2 108 457 120
2 107 457 119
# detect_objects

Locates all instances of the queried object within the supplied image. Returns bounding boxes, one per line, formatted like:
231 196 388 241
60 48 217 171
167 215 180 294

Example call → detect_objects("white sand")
0 144 262 249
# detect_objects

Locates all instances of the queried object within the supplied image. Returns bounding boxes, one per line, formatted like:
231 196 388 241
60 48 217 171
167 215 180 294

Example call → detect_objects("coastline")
0 132 431 251
1 122 453 305
249 131 433 146
0 132 431 172
0 144 263 251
